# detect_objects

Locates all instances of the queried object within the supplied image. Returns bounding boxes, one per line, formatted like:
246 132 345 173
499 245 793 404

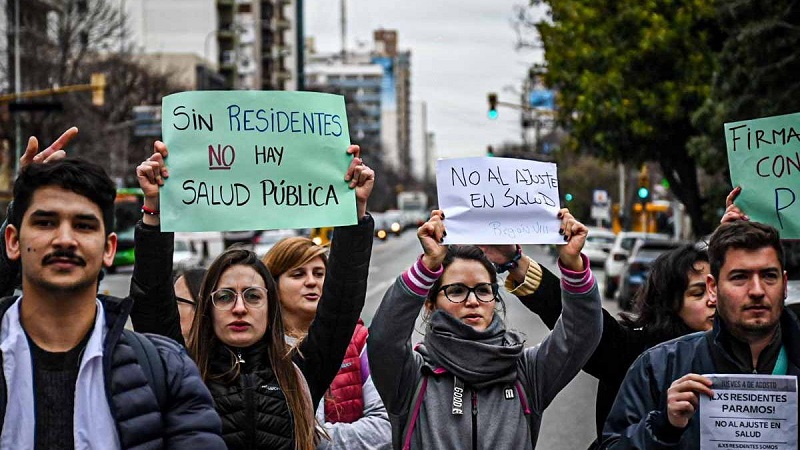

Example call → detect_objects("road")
101 230 622 449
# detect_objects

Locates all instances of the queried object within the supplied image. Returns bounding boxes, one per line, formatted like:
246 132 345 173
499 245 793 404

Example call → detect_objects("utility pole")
340 0 347 62
14 0 22 175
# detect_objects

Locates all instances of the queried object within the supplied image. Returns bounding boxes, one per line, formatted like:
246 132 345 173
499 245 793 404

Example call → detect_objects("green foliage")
531 0 720 234
690 0 800 178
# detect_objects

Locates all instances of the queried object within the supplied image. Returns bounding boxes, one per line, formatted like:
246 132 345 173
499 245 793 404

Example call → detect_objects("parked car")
614 240 686 310
603 231 671 298
583 227 616 267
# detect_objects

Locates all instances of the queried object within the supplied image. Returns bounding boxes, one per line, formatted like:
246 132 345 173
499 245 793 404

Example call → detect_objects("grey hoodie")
367 261 602 450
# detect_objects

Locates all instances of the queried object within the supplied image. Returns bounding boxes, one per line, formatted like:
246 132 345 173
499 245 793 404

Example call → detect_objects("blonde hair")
262 236 328 279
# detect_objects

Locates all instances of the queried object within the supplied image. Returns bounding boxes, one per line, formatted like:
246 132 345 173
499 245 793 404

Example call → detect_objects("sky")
304 1 545 159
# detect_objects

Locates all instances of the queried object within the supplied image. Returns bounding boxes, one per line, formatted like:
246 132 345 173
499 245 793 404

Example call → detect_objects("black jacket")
209 340 295 449
524 264 671 445
129 215 374 447
0 295 225 449
599 310 800 449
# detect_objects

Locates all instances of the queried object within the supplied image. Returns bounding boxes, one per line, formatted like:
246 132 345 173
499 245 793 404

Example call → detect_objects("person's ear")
102 232 117 267
5 224 20 261
706 273 718 306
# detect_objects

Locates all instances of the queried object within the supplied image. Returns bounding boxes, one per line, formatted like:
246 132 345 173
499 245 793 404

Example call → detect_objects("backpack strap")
125 329 167 410
401 374 429 450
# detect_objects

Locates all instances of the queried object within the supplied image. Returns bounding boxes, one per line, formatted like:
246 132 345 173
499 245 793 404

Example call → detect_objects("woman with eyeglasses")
128 142 376 450
367 209 602 449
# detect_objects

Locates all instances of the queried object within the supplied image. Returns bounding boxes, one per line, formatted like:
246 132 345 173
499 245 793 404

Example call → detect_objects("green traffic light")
565 193 573 202
637 187 649 199
488 110 498 120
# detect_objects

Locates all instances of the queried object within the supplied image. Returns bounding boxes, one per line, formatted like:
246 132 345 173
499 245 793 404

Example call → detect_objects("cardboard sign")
700 374 797 450
435 157 562 244
725 112 800 238
159 91 356 232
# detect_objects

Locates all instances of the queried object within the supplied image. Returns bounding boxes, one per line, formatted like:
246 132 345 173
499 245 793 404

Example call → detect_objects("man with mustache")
0 153 225 449
600 220 800 449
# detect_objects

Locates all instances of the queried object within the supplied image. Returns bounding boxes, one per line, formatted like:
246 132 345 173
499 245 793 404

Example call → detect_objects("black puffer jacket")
209 340 295 449
0 295 225 449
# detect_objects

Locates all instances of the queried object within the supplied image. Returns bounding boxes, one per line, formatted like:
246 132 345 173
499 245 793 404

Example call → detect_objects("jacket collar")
710 309 800 374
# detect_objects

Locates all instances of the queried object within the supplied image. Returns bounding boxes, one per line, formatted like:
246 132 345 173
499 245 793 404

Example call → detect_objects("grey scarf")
423 310 524 389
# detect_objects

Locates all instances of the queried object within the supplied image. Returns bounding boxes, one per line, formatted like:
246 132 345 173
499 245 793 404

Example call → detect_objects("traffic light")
487 145 494 157
91 73 106 106
487 93 498 119
565 193 573 202
637 166 650 202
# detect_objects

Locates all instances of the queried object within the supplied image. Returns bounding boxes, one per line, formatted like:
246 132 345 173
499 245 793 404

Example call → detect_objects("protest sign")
700 374 797 450
159 91 356 232
725 112 800 238
435 157 562 244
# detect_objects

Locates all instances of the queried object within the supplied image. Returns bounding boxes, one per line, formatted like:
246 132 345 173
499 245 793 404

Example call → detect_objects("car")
603 231 671 298
614 240 685 310
222 230 259 249
253 229 297 256
173 237 203 272
383 209 405 235
372 212 390 240
583 227 616 267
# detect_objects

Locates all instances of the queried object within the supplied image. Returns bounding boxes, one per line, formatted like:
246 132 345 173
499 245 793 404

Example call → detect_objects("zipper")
242 373 256 448
471 391 478 450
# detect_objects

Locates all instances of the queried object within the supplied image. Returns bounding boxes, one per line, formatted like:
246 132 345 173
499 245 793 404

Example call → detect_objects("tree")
689 0 800 181
0 0 183 182
520 0 721 236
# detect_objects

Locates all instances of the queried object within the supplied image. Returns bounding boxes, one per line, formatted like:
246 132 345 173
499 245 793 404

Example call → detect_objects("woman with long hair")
128 141 376 450
522 242 713 446
173 266 206 342
367 209 602 449
263 237 391 449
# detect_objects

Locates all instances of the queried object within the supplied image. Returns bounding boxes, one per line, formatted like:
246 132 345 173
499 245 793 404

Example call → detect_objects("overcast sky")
304 1 544 159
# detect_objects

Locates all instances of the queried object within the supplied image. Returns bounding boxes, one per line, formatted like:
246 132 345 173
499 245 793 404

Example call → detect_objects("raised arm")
294 146 376 407
368 210 446 417
522 209 603 412
128 143 184 345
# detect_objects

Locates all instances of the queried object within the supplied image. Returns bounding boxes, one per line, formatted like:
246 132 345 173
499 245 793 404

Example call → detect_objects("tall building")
305 58 383 162
123 0 298 90
305 29 412 177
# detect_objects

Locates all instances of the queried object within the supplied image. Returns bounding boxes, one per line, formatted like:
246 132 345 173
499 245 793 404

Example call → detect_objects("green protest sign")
725 112 800 238
159 91 356 232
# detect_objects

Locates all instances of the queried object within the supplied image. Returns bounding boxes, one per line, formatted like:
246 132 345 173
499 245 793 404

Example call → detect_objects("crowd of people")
0 126 797 450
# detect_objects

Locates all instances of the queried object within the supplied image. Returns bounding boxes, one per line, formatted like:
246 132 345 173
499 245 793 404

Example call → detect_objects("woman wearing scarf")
368 209 602 449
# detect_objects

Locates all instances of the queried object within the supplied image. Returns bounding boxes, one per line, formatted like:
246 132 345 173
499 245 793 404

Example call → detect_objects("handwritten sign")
435 157 562 244
700 374 797 450
725 112 800 238
159 91 356 232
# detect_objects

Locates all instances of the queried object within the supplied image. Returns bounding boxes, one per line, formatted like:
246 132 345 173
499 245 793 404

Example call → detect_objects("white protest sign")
700 374 797 450
435 157 562 244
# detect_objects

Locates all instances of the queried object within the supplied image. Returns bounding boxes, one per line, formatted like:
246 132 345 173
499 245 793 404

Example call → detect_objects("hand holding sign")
418 210 447 271
556 208 587 272
667 373 714 429
344 144 375 219
720 186 750 224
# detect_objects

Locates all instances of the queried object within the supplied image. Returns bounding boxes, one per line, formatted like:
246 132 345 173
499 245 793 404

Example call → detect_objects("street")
100 231 622 449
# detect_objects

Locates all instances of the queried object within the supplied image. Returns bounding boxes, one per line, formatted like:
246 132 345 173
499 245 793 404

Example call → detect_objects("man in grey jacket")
368 208 602 449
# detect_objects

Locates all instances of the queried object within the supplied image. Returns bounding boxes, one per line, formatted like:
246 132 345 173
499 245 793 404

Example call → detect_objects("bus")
110 187 144 272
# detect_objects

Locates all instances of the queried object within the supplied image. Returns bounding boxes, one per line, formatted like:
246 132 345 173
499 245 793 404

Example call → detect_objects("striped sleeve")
401 255 444 297
557 253 595 294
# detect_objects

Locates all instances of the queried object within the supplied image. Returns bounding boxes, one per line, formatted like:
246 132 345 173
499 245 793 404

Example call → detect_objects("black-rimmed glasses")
210 287 268 310
435 283 498 303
